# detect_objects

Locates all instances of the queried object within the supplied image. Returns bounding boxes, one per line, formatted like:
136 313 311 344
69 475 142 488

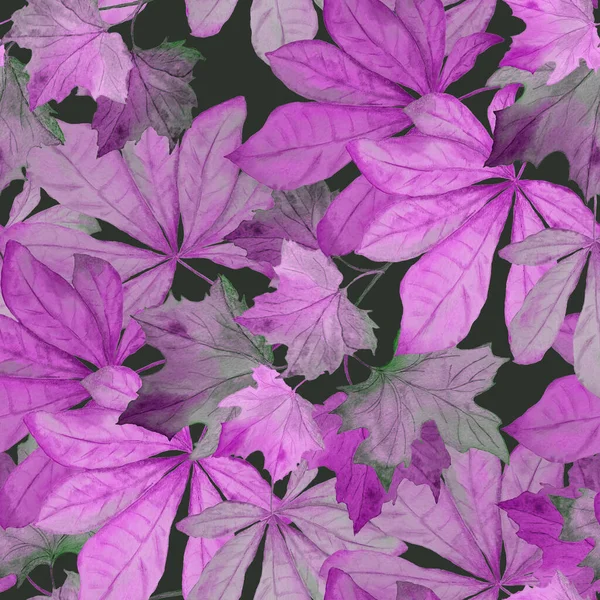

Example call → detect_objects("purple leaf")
445 0 498 53
98 0 141 25
505 375 600 462
36 456 183 535
396 581 441 600
571 455 600 492
508 249 588 364
396 192 511 353
250 0 318 62
80 366 142 410
0 448 71 528
228 102 409 190
317 176 396 258
553 313 579 365
26 407 180 469
333 346 508 489
185 0 239 37
119 278 274 436
488 66 600 199
78 463 189 600
499 0 600 84
6 0 132 108
325 569 377 600
499 229 592 266
0 57 62 192
574 247 600 396
216 365 323 481
267 41 412 106
0 453 15 489
226 181 332 270
237 241 377 380
488 83 521 132
93 41 202 156
510 572 586 599
0 575 16 593
358 183 503 263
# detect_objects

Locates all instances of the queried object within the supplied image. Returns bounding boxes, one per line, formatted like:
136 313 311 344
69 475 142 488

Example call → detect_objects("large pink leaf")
397 192 511 353
507 249 589 364
237 241 377 380
228 102 409 190
500 0 600 84
504 375 600 462
2 242 106 366
445 0 498 53
25 407 180 469
36 456 183 535
574 246 600 396
250 0 318 62
267 41 412 106
6 0 132 108
216 365 323 481
358 183 505 263
0 448 71 528
78 463 188 600
185 0 239 36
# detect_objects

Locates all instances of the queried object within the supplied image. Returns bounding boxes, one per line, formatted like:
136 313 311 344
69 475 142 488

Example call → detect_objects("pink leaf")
553 313 579 365
510 572 585 599
237 241 377 379
445 0 498 53
6 0 132 108
185 0 239 37
216 365 323 481
80 366 142 411
325 569 377 600
397 193 511 353
78 463 188 600
228 102 409 190
504 375 600 462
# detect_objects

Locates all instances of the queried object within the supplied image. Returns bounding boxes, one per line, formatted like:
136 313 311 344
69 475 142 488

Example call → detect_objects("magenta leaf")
0 57 63 192
216 365 323 481
250 0 318 62
445 0 498 53
119 277 274 436
333 346 508 488
237 241 377 380
6 0 133 108
228 102 409 190
499 0 600 84
0 575 16 593
510 572 586 599
324 567 376 600
226 181 332 271
553 313 579 365
80 366 142 411
185 0 239 37
488 65 600 199
78 463 189 600
505 375 600 463
93 41 203 156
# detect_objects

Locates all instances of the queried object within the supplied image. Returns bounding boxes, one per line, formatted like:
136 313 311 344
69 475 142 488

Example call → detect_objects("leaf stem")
343 355 352 385
177 259 215 285
27 576 51 596
149 592 183 600
335 256 379 273
500 587 513 597
458 86 500 101
49 565 55 591
346 269 385 289
99 0 155 9
355 263 392 306
0 18 12 26
594 195 598 242
293 379 307 392
350 354 372 369
137 359 166 374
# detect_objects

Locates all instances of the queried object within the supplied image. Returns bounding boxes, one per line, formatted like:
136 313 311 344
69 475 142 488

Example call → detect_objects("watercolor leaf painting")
2 0 600 598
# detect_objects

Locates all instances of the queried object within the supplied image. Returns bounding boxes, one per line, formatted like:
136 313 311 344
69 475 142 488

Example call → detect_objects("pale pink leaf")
445 0 498 53
80 366 142 411
185 0 239 37
510 571 585 599
553 313 579 365
325 569 376 600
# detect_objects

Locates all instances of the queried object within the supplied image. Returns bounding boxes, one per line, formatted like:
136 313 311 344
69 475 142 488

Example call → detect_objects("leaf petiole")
27 576 51 596
137 359 166 374
177 259 215 285
99 0 155 10
355 263 393 306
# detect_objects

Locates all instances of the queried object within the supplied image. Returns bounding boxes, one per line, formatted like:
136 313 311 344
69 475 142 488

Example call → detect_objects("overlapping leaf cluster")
1 0 600 598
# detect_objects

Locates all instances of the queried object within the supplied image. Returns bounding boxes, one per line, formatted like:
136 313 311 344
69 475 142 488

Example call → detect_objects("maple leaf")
499 229 600 396
5 0 133 108
321 445 564 600
176 464 404 599
119 277 274 437
488 65 600 200
229 0 501 189
19 97 273 319
0 242 143 453
226 181 333 273
500 0 600 85
333 345 508 488
237 240 377 380
215 365 324 481
325 92 594 354
0 56 63 192
93 41 204 156
19 407 275 600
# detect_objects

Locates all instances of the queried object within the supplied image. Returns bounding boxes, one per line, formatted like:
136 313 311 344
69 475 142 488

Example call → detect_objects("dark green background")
0 0 583 597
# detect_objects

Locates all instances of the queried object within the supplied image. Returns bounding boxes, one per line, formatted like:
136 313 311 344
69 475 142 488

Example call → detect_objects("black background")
0 0 585 598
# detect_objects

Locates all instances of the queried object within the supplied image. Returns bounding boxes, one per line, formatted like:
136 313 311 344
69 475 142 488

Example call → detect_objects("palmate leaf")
120 277 274 437
334 346 508 488
0 526 91 585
